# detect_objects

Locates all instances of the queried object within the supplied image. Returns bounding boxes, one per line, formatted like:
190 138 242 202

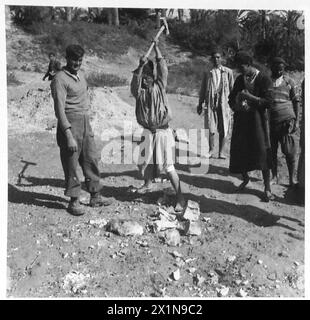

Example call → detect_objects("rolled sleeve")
50 78 71 131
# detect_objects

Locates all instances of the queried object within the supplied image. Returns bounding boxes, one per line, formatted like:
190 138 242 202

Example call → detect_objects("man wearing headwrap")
43 52 61 81
228 51 274 202
130 40 185 212
51 44 112 216
197 47 234 159
269 57 300 187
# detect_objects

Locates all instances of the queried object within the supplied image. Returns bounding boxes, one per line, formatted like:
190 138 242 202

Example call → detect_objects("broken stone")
237 288 248 297
164 229 181 246
217 286 229 297
158 207 176 221
209 273 219 285
267 272 277 281
63 271 90 294
97 240 107 248
136 240 148 247
171 269 181 281
187 267 197 274
203 217 211 223
154 218 180 232
257 259 263 265
107 219 143 236
88 218 108 228
227 255 236 263
182 200 200 221
193 274 206 286
183 220 202 236
171 250 183 258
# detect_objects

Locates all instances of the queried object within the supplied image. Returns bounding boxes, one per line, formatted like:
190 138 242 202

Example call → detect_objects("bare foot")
236 177 250 192
175 197 186 213
262 190 275 202
270 177 278 185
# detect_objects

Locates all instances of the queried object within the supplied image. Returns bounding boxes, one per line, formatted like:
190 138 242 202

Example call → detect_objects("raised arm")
130 58 145 98
154 43 168 88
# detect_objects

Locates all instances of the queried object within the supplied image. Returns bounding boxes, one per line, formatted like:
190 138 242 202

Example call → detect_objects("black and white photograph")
2 0 307 300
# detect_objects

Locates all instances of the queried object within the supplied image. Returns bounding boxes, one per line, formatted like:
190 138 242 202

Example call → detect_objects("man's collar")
63 67 80 81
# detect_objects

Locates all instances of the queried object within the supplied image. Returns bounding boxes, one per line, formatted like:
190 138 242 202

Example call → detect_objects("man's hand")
197 104 203 115
152 38 159 47
67 136 78 152
240 89 252 100
65 129 78 152
139 56 148 67
292 120 300 133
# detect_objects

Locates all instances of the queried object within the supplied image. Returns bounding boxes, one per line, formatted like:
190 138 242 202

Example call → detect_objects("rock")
209 273 219 285
242 280 249 286
164 229 181 246
187 267 197 274
202 217 211 223
158 207 176 221
171 269 181 281
107 219 143 236
227 255 236 263
257 259 263 265
267 272 277 281
234 279 242 285
237 288 248 297
193 274 206 286
97 240 108 248
217 286 229 297
88 218 108 228
294 261 300 266
182 200 200 221
154 218 180 232
171 250 183 258
183 221 202 236
63 271 90 294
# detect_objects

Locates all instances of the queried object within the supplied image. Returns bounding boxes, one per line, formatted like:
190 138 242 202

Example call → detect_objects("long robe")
199 66 234 137
229 72 273 173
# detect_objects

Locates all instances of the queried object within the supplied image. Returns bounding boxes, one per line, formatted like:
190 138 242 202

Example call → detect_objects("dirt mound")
8 86 140 137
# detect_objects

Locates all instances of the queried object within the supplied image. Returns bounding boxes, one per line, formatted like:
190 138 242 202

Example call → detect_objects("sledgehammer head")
160 17 170 35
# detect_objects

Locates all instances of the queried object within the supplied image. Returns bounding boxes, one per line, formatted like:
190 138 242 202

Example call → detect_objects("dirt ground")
7 74 305 298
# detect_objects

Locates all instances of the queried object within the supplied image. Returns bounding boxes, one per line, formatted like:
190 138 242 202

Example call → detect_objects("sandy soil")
7 80 305 298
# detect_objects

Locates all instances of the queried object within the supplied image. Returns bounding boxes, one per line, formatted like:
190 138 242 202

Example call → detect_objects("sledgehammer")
17 160 37 185
144 17 169 59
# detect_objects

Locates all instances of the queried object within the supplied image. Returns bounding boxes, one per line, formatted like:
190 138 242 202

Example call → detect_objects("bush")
21 21 150 58
7 71 23 86
86 72 127 87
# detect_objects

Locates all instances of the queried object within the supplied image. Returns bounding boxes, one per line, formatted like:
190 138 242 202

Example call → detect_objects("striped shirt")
270 75 299 124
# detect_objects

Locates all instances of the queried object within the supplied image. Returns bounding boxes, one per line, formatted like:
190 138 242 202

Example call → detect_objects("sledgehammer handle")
144 25 166 59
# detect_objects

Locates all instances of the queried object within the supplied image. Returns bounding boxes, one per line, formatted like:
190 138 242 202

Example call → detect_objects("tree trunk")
65 7 72 22
107 8 113 25
155 9 161 28
113 8 119 26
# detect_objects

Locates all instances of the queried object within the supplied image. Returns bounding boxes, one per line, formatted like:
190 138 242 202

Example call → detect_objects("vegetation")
86 72 127 88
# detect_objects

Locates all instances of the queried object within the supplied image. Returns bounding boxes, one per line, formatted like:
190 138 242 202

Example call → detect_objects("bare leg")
262 169 274 201
219 134 227 159
287 157 297 187
166 169 186 211
207 133 215 158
